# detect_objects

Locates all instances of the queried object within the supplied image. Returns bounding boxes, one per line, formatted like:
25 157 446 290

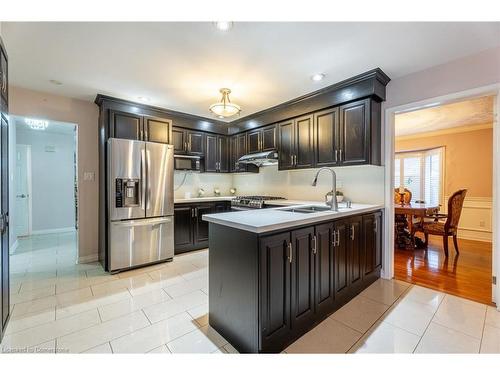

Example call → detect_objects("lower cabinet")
174 201 231 254
258 211 382 352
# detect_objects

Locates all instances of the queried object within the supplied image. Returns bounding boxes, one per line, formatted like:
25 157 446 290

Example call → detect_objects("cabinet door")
0 45 7 106
340 99 369 165
247 130 261 154
315 222 335 317
109 110 143 140
174 206 194 254
205 134 218 172
290 227 315 332
294 115 314 169
334 220 350 300
218 136 229 173
144 116 172 144
236 133 247 172
214 201 230 213
348 216 363 290
229 136 238 172
314 108 339 167
172 127 186 154
262 125 277 151
278 120 294 170
194 204 214 245
259 232 291 352
187 131 204 155
362 212 382 278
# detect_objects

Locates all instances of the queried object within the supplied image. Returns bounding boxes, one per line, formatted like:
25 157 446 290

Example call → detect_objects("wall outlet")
83 172 95 181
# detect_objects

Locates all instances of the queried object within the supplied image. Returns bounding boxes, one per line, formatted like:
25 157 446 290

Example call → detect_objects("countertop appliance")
174 154 203 172
230 195 286 210
107 138 174 272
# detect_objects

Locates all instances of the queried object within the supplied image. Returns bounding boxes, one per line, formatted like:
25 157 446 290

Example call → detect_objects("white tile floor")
2 232 500 354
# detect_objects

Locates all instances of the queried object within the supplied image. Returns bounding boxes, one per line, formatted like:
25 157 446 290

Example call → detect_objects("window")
394 147 444 206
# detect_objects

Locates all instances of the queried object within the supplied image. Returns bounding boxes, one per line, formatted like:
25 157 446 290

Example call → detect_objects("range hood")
237 151 278 167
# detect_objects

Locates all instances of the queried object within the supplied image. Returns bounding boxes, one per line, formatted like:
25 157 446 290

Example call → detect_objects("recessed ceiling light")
49 79 62 85
311 73 325 82
137 97 150 102
214 22 233 31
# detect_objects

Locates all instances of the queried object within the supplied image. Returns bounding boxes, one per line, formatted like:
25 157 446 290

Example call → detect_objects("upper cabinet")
205 134 229 173
229 133 258 173
172 127 205 155
247 124 277 154
0 42 8 110
314 107 340 167
339 99 370 166
278 115 313 170
109 110 172 144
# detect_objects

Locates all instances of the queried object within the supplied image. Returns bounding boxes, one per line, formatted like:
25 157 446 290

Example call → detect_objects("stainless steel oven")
174 155 203 171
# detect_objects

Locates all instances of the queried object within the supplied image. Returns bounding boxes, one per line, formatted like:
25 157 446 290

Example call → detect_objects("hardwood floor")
394 235 493 305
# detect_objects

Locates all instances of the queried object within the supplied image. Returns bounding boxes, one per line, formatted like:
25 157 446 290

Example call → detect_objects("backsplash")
232 165 385 204
174 165 385 204
174 171 233 199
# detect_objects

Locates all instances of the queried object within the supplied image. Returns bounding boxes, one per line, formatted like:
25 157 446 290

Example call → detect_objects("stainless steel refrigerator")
107 138 174 272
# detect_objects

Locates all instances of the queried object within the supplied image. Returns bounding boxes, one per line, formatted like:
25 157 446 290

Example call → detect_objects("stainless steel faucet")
311 167 338 211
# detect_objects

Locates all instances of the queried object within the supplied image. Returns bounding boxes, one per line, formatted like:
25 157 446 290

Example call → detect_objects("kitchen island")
203 203 383 353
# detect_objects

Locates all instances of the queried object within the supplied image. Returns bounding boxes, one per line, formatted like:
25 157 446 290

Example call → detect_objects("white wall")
174 171 233 199
233 165 385 204
8 117 16 249
16 127 76 233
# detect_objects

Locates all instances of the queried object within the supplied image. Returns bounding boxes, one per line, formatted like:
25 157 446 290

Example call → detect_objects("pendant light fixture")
209 88 241 118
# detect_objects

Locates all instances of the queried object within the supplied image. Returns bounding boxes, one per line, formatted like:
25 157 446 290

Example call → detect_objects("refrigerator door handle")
112 217 172 227
141 147 147 211
146 148 152 211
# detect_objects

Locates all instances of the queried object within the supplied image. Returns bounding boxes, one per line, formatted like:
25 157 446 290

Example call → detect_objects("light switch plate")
83 172 95 181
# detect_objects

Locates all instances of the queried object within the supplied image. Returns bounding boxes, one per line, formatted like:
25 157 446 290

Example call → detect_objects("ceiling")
395 96 494 137
13 116 76 135
3 22 500 122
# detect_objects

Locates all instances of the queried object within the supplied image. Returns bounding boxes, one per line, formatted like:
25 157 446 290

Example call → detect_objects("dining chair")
394 188 412 205
420 189 468 257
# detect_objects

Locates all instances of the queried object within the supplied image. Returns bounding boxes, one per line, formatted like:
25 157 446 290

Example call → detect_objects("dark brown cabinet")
205 134 229 173
348 216 363 291
247 125 277 154
340 99 370 165
290 226 316 334
278 115 313 170
314 222 335 317
109 110 172 144
229 133 258 173
314 107 340 167
174 201 231 254
172 127 205 155
144 116 172 144
362 211 382 279
259 232 292 352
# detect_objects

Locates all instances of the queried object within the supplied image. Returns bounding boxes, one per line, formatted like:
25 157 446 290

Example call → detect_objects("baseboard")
78 253 99 264
31 227 76 235
457 228 492 242
9 240 19 255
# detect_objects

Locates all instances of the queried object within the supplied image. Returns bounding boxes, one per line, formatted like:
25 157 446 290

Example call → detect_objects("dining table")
395 202 440 249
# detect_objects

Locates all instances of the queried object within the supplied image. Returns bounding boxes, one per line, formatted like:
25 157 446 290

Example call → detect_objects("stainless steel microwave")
174 155 203 171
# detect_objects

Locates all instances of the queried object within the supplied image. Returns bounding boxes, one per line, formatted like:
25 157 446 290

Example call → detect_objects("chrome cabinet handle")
290 154 293 165
350 224 355 241
288 242 292 264
195 207 198 217
332 230 336 247
374 220 378 233
339 149 343 161
312 235 317 255
335 150 338 162
16 194 27 198
191 208 195 217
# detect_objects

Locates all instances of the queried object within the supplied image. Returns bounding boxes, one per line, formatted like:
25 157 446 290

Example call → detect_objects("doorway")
8 116 78 312
383 86 500 307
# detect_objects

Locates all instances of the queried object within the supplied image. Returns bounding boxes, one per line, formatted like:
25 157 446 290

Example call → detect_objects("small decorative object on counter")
230 187 237 196
198 188 205 198
214 188 221 196
336 190 344 203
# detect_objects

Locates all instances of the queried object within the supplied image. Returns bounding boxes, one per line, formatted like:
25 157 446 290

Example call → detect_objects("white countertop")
203 202 384 233
174 196 234 204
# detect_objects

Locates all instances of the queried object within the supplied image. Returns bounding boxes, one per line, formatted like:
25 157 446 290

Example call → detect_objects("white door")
15 144 31 237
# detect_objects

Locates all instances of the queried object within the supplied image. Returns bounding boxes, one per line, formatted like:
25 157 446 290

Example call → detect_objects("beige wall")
395 127 493 198
9 86 99 261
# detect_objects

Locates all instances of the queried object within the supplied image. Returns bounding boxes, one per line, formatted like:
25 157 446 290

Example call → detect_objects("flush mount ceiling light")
214 21 233 31
209 88 241 118
311 73 325 82
25 118 49 130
